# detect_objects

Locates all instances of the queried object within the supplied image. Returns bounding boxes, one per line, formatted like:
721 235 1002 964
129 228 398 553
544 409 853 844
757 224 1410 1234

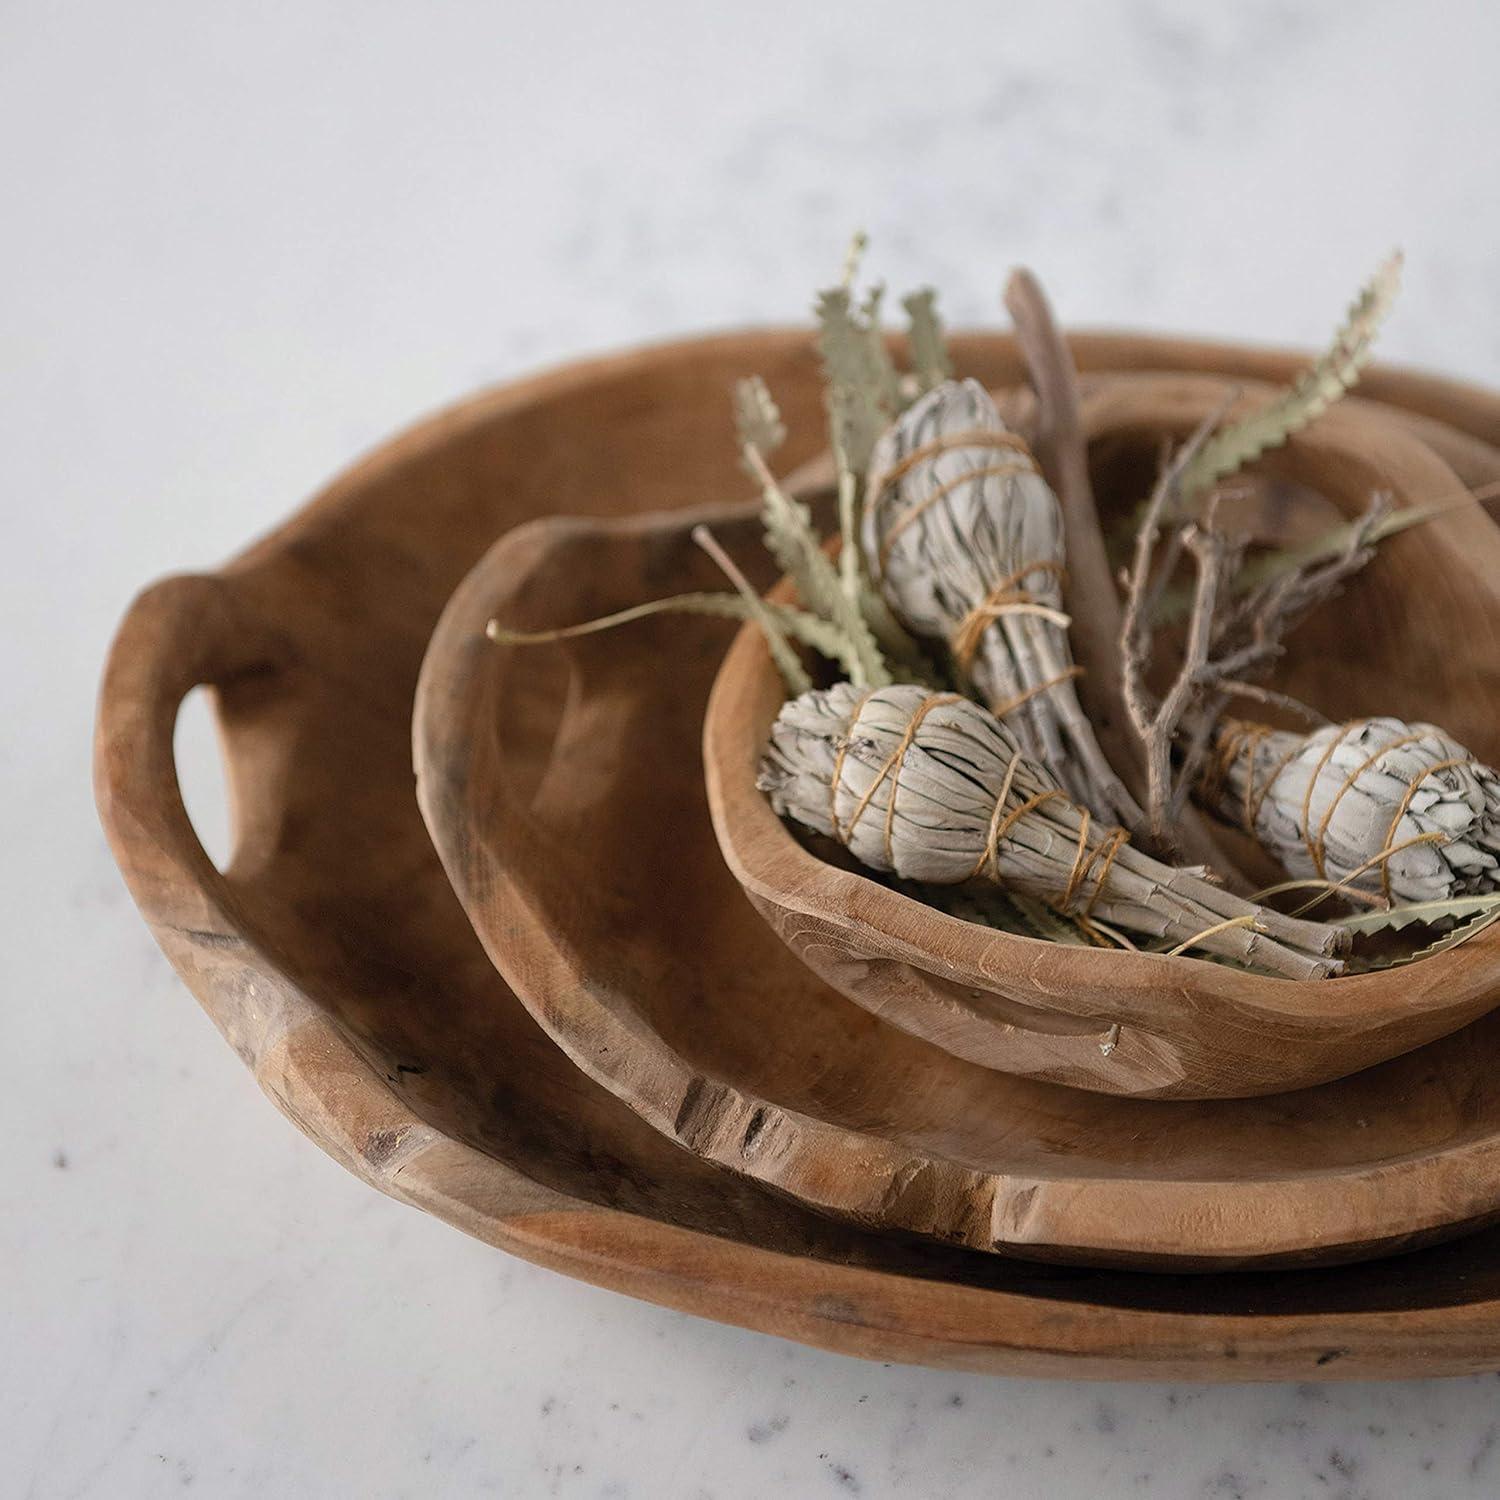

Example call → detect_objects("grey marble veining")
7 1 1500 1495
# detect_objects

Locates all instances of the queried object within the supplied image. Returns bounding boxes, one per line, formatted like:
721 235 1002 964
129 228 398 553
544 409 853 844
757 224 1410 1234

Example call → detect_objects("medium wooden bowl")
100 328 1500 1375
706 374 1500 1099
420 488 1500 1271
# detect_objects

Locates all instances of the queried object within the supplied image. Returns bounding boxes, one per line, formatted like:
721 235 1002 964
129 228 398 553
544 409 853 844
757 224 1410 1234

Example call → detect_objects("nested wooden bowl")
421 483 1500 1272
706 373 1500 1100
100 328 1500 1375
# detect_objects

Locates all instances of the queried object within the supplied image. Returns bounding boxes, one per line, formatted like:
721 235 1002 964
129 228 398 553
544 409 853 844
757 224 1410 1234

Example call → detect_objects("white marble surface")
9 1 1500 1495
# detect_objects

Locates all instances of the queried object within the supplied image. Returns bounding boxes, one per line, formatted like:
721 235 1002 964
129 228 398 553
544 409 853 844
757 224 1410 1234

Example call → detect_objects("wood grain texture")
424 489 1500 1272
99 328 1500 1377
710 373 1500 1099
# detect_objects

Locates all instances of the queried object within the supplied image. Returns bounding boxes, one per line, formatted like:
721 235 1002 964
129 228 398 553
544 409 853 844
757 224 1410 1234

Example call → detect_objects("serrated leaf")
732 376 786 461
1346 904 1500 972
839 229 868 289
813 251 934 680
827 446 934 684
1234 498 1448 596
745 446 891 689
1386 907 1500 964
903 883 1117 946
691 524 812 695
1181 252 1402 498
1340 892 1500 936
815 285 897 476
859 283 902 412
902 287 952 394
855 571 937 685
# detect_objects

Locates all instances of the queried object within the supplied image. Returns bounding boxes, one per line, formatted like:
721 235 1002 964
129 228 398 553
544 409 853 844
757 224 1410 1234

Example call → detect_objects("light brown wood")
100 328 1500 1376
708 373 1500 1099
421 491 1500 1274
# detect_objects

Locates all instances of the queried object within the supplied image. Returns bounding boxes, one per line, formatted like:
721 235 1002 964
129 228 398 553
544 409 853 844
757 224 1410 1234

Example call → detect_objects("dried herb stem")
691 526 810 695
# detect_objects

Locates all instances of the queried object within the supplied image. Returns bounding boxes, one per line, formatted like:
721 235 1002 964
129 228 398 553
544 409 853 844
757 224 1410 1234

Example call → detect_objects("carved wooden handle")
94 572 290 939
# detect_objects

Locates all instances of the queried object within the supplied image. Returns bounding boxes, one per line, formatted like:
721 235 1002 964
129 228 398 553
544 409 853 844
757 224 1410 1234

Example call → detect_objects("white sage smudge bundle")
759 682 1347 979
1205 717 1500 905
861 379 1141 830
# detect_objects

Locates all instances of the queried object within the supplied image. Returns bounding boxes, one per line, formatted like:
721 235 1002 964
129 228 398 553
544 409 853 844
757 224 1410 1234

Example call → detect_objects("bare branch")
1217 680 1332 726
1120 458 1389 841
1171 699 1228 824
1004 269 1137 775
1214 492 1389 666
1005 275 1263 881
1117 401 1241 843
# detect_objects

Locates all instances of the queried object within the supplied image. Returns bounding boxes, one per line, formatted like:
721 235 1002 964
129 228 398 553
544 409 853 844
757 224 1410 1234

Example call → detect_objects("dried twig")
1210 494 1389 678
1006 269 1254 879
691 526 811 695
1215 680 1331 726
1121 408 1389 842
1003 270 1131 756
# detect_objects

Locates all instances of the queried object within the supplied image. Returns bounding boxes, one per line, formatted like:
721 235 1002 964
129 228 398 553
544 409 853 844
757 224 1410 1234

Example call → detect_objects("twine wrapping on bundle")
759 683 1347 978
1205 717 1500 905
862 379 1140 830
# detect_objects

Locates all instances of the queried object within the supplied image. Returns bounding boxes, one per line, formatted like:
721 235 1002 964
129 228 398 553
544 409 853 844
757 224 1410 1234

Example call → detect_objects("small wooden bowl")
706 374 1500 1100
99 327 1500 1375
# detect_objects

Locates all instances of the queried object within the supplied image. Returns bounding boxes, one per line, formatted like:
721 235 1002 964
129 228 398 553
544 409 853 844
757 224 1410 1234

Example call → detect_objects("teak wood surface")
707 373 1500 1099
425 490 1500 1273
101 328 1500 1378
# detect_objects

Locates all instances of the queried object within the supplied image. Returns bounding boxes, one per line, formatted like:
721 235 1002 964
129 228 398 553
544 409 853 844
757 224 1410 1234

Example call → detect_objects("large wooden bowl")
706 373 1500 1099
101 328 1500 1375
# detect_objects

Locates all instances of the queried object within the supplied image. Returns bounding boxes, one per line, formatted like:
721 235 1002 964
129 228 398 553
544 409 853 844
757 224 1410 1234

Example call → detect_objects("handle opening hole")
174 686 235 873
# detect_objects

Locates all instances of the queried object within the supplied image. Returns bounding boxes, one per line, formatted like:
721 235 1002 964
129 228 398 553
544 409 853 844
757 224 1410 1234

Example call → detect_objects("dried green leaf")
826 446 933 683
1008 893 1107 947
900 882 1112 946
1181 253 1402 497
744 442 891 689
835 457 861 598
732 376 786 463
839 229 868 290
1344 903 1500 973
902 288 952 394
691 525 811 695
1233 496 1449 597
1340 892 1500 936
859 283 902 412
1387 906 1500 963
815 285 897 476
898 880 1036 937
